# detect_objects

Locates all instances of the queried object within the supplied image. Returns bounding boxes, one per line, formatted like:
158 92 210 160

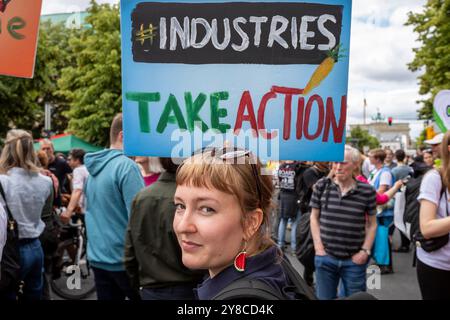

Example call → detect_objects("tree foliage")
406 0 450 119
348 126 380 152
58 1 121 147
0 21 72 139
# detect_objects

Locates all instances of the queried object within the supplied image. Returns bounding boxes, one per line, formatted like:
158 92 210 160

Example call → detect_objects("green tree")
348 126 380 152
416 128 427 148
58 1 121 146
0 21 74 139
406 0 450 119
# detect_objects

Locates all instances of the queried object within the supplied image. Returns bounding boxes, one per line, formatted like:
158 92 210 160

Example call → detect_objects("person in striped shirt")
310 145 377 300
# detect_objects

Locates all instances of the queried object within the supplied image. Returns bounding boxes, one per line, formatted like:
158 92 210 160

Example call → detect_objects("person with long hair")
416 130 450 299
0 130 53 300
173 147 293 300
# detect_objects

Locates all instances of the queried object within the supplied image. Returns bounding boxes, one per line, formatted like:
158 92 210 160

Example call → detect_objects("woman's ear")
243 209 264 240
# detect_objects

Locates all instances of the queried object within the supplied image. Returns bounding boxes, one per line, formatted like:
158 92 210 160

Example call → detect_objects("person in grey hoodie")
84 113 144 300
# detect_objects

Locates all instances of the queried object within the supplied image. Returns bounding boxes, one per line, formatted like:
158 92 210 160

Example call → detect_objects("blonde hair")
0 129 40 174
176 149 275 253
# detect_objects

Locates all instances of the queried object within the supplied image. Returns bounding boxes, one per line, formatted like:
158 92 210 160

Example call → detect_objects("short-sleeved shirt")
278 162 301 192
386 162 397 170
368 168 393 189
310 178 377 259
72 165 89 213
417 169 450 271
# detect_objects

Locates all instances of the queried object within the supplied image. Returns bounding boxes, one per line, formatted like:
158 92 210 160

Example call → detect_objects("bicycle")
50 213 96 300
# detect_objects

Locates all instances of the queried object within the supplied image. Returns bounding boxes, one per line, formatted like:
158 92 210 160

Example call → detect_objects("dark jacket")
196 246 290 300
124 172 204 289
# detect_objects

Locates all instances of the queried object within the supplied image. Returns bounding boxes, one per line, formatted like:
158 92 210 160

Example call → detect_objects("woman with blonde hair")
173 147 293 300
416 130 450 299
0 130 53 300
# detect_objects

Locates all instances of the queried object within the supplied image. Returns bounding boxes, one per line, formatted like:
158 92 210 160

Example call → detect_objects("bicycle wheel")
50 258 96 300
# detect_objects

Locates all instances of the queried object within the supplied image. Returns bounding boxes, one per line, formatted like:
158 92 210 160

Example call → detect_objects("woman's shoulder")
422 169 441 186
35 173 53 191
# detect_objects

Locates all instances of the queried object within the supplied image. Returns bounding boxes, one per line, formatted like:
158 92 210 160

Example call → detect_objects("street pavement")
285 228 422 300
50 229 421 300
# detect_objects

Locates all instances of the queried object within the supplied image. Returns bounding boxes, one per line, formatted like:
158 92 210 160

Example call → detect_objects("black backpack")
295 211 314 272
295 177 330 273
0 182 21 293
403 163 431 239
213 255 317 300
403 176 423 241
403 167 435 241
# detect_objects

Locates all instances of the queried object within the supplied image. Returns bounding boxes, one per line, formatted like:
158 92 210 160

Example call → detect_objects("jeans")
141 285 196 300
314 254 367 300
19 238 44 301
92 267 140 300
278 210 301 251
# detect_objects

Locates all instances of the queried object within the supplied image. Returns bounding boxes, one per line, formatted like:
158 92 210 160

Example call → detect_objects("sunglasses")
207 147 263 207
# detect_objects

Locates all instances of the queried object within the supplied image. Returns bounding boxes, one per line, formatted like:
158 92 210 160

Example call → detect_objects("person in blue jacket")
84 113 144 300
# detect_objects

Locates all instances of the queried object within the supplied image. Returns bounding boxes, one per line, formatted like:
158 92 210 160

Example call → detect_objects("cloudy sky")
41 0 427 138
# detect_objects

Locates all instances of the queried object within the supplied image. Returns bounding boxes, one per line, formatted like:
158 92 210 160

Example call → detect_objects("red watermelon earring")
234 241 247 272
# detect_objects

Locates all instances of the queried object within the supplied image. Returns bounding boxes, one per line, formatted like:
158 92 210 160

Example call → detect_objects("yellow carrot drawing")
303 45 344 95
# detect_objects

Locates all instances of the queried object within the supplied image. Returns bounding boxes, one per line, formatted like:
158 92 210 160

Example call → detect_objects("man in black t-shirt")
40 140 72 206
277 161 308 253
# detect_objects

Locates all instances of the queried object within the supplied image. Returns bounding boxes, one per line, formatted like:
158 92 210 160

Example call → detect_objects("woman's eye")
174 203 185 211
200 207 216 215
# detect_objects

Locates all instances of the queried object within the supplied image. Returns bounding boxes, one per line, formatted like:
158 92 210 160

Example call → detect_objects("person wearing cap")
424 133 444 168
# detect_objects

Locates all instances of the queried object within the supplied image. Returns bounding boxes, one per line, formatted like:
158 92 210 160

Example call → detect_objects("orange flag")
0 0 43 78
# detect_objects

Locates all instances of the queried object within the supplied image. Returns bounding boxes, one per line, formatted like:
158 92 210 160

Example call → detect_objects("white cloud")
348 0 427 139
41 0 118 15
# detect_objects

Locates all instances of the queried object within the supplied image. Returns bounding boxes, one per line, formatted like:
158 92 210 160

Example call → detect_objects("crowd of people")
0 114 449 300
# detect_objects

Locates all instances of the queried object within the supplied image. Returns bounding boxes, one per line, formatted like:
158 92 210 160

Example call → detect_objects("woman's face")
173 184 245 277
385 150 393 163
135 156 149 166
423 152 434 167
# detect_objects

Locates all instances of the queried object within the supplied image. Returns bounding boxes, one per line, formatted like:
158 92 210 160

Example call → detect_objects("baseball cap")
424 133 444 145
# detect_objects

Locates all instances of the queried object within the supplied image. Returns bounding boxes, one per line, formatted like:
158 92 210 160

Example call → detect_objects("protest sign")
433 90 450 133
121 0 352 160
0 0 43 78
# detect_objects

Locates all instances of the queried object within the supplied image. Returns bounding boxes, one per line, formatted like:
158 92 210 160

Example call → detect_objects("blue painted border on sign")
121 0 352 161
